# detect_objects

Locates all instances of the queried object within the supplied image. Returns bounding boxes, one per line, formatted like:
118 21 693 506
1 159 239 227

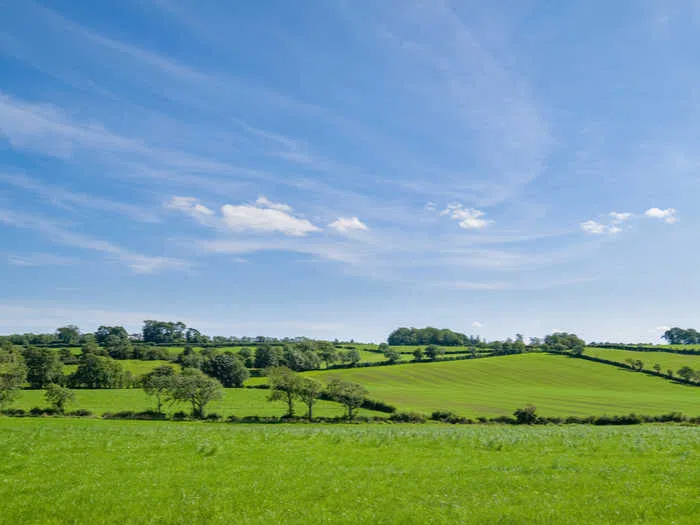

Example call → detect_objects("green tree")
424 345 445 361
543 333 585 355
22 346 63 388
316 342 338 368
267 366 301 417
202 353 249 387
254 345 282 369
44 383 75 414
412 348 424 361
514 405 538 425
142 365 176 414
95 326 129 346
105 334 133 360
0 342 27 409
176 346 203 369
70 354 124 388
56 325 81 345
383 347 401 364
677 366 695 382
167 368 223 418
297 377 324 421
326 379 367 421
653 363 662 375
340 348 361 367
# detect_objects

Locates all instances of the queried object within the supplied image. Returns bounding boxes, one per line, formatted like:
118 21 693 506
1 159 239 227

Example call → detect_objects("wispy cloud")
0 172 160 223
4 252 78 267
581 208 678 235
0 208 189 273
328 217 368 233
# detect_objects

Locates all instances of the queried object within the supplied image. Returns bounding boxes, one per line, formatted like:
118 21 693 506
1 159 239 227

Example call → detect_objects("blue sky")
1 1 699 342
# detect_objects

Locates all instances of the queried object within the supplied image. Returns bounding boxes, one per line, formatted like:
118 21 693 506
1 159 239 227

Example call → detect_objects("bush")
513 405 538 425
205 413 222 421
172 411 189 421
431 410 471 424
389 412 427 423
361 398 397 413
66 409 92 417
1 408 26 417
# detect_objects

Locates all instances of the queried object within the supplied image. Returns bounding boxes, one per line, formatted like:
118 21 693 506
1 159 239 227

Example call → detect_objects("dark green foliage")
383 347 401 363
662 327 700 345
0 342 27 409
55 325 80 345
142 320 187 344
514 405 538 425
388 327 478 346
95 326 129 346
543 332 585 355
202 353 249 387
388 412 427 423
70 354 124 388
267 366 301 417
677 366 696 382
176 346 203 369
424 345 445 361
254 345 282 369
21 346 63 388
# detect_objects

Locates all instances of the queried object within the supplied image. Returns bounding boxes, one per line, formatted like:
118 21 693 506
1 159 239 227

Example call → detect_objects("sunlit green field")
303 354 700 417
585 347 700 373
10 388 384 419
0 419 697 524
63 359 178 377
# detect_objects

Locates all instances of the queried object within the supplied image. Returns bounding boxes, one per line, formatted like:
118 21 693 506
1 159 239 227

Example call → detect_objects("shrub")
361 398 397 413
205 413 222 421
172 411 189 421
66 409 92 417
389 412 427 423
513 405 538 424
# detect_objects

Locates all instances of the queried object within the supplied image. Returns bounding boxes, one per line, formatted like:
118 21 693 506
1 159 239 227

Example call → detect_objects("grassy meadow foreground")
0 418 698 525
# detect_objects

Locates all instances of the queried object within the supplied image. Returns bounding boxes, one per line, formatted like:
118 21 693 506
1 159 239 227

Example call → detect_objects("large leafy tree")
267 366 302 417
167 368 222 418
142 365 176 414
0 342 27 409
56 325 81 345
21 346 63 388
70 354 124 388
326 379 367 420
202 353 249 388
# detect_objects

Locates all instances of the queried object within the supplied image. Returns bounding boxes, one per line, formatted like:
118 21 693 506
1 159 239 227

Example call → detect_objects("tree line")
662 327 700 345
388 327 481 346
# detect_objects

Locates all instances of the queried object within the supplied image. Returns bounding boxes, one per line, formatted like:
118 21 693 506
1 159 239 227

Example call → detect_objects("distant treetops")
388 327 480 346
662 327 700 345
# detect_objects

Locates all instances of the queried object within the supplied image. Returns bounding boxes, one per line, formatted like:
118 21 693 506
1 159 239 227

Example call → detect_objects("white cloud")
609 212 632 222
471 321 484 328
168 195 321 237
644 207 678 223
166 196 215 222
329 217 368 233
580 220 615 235
255 195 292 212
424 201 436 212
440 203 492 230
654 325 670 332
221 204 319 236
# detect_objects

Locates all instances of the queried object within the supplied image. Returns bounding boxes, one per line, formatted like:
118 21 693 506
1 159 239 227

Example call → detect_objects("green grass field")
302 353 700 417
10 388 383 419
0 419 697 524
586 347 700 373
63 359 178 377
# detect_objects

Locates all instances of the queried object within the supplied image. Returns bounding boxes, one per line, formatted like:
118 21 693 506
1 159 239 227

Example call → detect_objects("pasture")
304 353 700 417
11 388 385 419
0 419 698 524
585 347 700 373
